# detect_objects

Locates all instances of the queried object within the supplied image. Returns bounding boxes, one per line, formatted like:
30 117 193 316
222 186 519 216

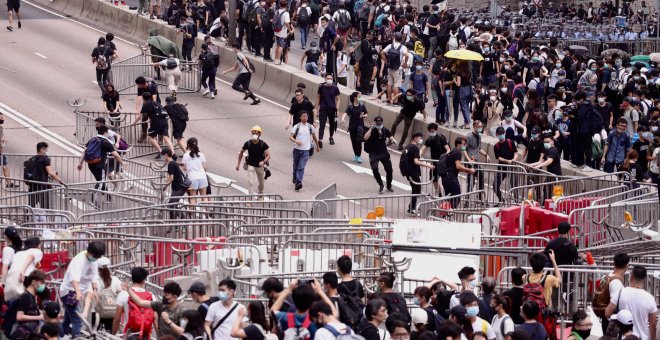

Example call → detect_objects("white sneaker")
210 93 215 99
582 165 592 172
570 163 579 168
202 90 210 97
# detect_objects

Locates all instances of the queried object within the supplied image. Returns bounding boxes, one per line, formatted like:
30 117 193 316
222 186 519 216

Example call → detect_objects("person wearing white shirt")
4 237 43 300
309 300 347 340
182 137 208 203
205 279 246 340
335 46 349 87
462 292 496 340
380 33 409 103
93 257 123 332
273 1 292 64
1 226 22 285
60 241 105 337
289 111 320 191
491 295 515 340
112 267 155 335
611 266 658 340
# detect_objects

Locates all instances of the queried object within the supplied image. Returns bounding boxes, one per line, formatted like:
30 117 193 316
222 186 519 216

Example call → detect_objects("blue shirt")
606 131 631 163
409 72 428 95
276 311 319 340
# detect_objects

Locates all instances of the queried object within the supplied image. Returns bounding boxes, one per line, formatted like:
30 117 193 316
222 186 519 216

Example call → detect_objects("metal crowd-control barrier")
321 194 433 219
199 199 329 219
548 185 630 214
427 209 496 234
591 186 658 206
0 205 75 226
568 199 659 248
528 38 660 56
232 222 389 238
415 190 487 217
111 52 201 95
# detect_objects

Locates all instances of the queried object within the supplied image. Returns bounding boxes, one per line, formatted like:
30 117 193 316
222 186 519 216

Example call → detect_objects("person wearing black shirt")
301 41 322 75
177 16 196 67
131 92 175 158
316 74 341 147
236 126 271 195
493 127 518 202
134 76 161 143
405 133 435 215
425 6 440 59
91 37 117 94
632 128 651 173
358 31 378 95
364 116 395 193
391 89 427 151
480 41 497 86
288 89 315 127
77 125 125 207
523 126 544 164
532 135 562 176
341 92 368 163
544 222 581 266
102 84 121 127
162 147 187 219
14 270 46 339
420 123 449 196
443 137 476 208
503 267 526 324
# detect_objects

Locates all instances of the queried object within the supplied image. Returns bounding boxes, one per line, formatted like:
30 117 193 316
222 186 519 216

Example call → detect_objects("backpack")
23 156 46 182
242 0 254 21
123 290 155 340
337 10 351 31
248 2 260 26
166 57 178 70
298 6 310 25
434 289 456 319
337 285 365 330
283 313 312 340
399 145 415 177
254 324 279 340
358 2 370 21
534 79 545 100
96 47 111 70
374 13 387 27
386 45 402 70
522 273 548 311
152 101 169 118
323 325 365 340
423 306 445 332
431 59 443 76
168 8 181 25
380 293 410 322
201 51 219 69
98 286 119 319
436 152 449 177
261 7 273 29
592 275 622 318
274 10 286 32
447 32 458 51
169 103 189 122
83 137 105 165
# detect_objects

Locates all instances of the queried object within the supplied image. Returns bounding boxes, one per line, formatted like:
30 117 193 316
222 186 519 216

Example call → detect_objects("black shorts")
7 0 19 12
148 120 169 138
172 121 186 139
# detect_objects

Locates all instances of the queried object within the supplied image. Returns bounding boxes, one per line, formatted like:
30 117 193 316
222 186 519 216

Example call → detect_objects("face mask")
598 97 605 103
466 306 479 317
634 76 640 81
252 134 259 141
217 290 234 302
652 126 658 132
604 64 610 69
376 124 383 130
162 296 171 305
476 128 483 133
489 96 496 102
574 329 591 339
429 132 437 137
312 46 318 51
499 58 505 63
632 96 639 101
531 133 539 140
180 319 188 329
505 116 513 122
460 146 466 151
417 138 424 145
558 76 565 80
87 255 97 262
590 67 597 72
498 135 505 141
483 47 490 53
504 65 510 70
556 63 561 68
36 284 46 293
406 95 414 101
326 79 333 85
532 57 539 62
416 66 422 71
412 297 420 305
544 142 552 149
643 132 652 139
501 87 508 93
616 61 622 67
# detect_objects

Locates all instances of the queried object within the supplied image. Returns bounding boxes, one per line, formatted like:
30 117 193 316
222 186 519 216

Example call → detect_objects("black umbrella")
569 45 590 56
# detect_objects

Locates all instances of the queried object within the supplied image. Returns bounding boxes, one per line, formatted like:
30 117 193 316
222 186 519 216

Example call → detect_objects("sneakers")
353 156 359 162
292 177 296 184
294 182 303 191
243 91 251 100
251 98 261 105
210 93 215 99
378 184 384 194
318 140 323 149
406 208 417 215
17 21 21 29
356 156 362 163
155 155 163 160
387 187 394 193
329 137 335 145
581 165 592 172
570 163 580 168
202 89 210 97
214 89 218 96
6 26 13 31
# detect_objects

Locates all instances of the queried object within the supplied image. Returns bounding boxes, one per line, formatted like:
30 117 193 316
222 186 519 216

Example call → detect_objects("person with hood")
146 28 183 81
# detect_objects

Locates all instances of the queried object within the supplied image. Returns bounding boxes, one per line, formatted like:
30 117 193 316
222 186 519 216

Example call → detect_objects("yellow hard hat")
251 125 263 134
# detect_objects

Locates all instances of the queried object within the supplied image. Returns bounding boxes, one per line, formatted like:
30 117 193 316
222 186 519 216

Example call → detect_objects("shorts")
0 154 7 166
147 120 169 138
7 0 19 12
149 0 161 6
190 177 208 190
172 121 186 139
387 68 402 88
276 37 288 47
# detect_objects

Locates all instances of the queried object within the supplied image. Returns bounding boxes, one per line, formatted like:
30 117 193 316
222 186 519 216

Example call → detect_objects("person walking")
493 126 518 203
5 0 21 31
296 0 311 49
151 54 183 98
236 126 271 196
612 266 658 340
341 92 368 163
161 147 188 218
273 0 292 64
131 92 175 158
91 37 117 95
287 88 315 129
182 138 208 205
420 122 450 196
602 118 632 173
199 43 218 99
163 96 189 152
316 73 340 148
25 142 66 210
380 32 408 103
391 89 427 150
289 111 320 191
364 116 395 194
222 42 261 105
402 132 435 214
443 137 476 208
77 125 125 207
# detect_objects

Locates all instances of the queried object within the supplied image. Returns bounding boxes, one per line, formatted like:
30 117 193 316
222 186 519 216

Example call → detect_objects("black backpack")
166 57 178 70
23 156 46 182
337 285 365 330
151 102 169 118
431 59 443 76
398 145 414 177
297 6 310 25
201 51 218 69
436 152 449 177
434 289 456 319
380 293 410 322
168 103 189 122
386 45 402 69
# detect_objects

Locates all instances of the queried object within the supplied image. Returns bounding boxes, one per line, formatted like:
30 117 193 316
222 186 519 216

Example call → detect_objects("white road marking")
206 172 249 195
342 161 412 191
34 52 47 59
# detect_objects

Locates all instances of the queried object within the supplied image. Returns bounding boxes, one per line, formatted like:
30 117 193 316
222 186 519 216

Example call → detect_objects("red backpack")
522 273 548 311
123 290 155 339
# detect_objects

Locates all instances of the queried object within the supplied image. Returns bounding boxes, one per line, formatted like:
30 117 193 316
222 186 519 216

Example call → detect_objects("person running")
236 126 271 196
391 89 427 151
6 0 21 32
363 116 395 194
199 43 218 99
222 42 261 105
130 92 175 159
289 111 320 191
163 96 189 152
151 54 183 98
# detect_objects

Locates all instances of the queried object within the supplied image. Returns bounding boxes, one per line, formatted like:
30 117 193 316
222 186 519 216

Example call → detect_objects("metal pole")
229 0 237 45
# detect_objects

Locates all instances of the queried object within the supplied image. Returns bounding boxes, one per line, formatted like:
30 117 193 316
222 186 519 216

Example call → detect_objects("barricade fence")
111 52 201 95
321 194 433 220
416 190 487 217
528 38 660 57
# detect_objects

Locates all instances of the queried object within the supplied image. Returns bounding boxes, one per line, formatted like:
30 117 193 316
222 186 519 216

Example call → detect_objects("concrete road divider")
79 0 100 23
94 0 119 30
258 63 295 103
115 7 137 37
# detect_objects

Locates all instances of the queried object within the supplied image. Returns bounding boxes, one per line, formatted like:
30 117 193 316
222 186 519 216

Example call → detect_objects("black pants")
325 49 335 80
201 68 217 93
442 176 462 208
168 188 187 219
182 44 193 63
96 68 110 93
466 163 484 193
409 175 421 211
28 184 50 209
349 126 362 156
238 22 248 48
318 107 337 140
359 68 373 95
391 113 413 147
252 27 264 56
369 153 392 188
232 73 256 99
263 29 274 59
572 133 593 167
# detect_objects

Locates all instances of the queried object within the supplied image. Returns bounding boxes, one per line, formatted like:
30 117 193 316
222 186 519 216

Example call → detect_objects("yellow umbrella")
444 49 484 61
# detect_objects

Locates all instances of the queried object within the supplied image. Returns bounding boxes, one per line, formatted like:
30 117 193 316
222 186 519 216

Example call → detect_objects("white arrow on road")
206 172 250 195
342 162 412 191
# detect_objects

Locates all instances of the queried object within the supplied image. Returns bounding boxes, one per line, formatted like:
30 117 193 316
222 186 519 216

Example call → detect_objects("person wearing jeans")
602 118 631 173
199 43 218 98
297 1 311 48
289 112 320 191
455 62 472 128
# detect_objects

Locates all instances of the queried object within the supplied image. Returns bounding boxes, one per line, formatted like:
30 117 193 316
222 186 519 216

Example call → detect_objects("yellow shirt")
526 272 560 307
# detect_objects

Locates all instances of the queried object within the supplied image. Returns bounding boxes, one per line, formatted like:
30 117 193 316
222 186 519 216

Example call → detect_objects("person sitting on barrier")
490 295 515 340
4 236 42 301
151 54 183 99
230 300 273 340
128 281 184 338
566 310 592 340
187 281 219 320
1 226 22 286
523 251 561 310
309 300 352 340
60 241 106 337
502 267 526 325
459 292 496 340
271 278 335 337
360 299 390 340
113 267 154 336
261 278 296 313
515 301 547 340
376 272 410 323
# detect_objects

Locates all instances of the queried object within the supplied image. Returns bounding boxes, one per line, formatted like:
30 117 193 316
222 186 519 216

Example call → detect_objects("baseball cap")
4 226 18 238
374 116 384 123
611 310 633 325
447 305 467 318
496 126 505 134
97 257 111 267
165 96 175 103
531 126 541 134
411 308 429 328
188 281 207 294
44 301 61 319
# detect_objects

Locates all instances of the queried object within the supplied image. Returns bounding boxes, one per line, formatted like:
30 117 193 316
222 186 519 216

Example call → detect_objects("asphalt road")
0 1 431 200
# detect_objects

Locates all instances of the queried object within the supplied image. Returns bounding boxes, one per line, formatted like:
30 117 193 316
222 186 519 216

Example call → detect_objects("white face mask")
489 96 496 101
252 134 259 141
326 79 333 85
501 87 508 93
429 132 437 137
180 319 188 329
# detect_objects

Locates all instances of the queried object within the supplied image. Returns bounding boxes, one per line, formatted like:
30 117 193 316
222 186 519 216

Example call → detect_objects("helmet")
251 125 263 134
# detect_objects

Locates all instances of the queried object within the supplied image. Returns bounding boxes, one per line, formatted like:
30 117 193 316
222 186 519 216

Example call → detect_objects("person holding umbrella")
444 50 483 129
